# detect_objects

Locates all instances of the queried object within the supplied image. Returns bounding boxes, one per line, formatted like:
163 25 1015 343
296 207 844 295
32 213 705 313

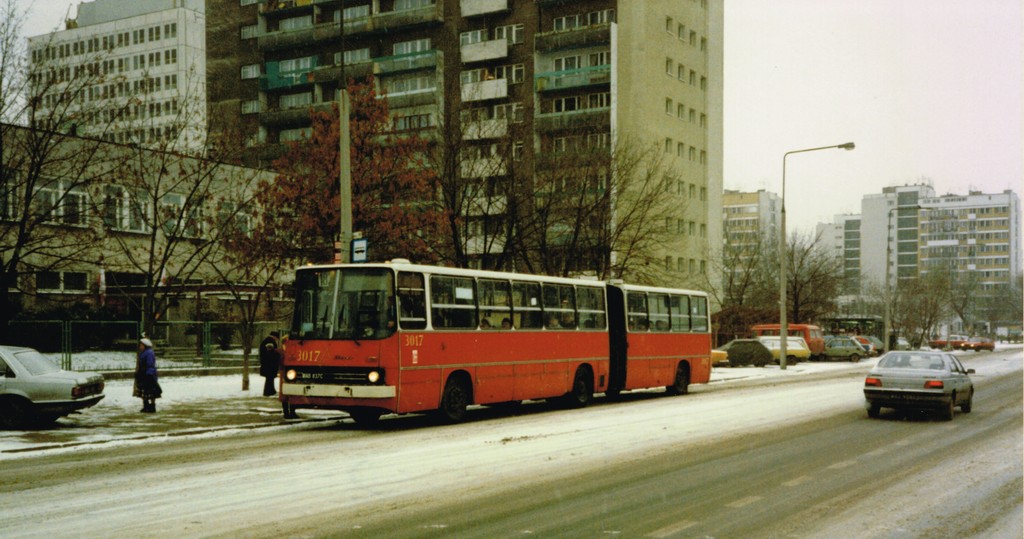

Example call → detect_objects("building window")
494 64 525 84
241 100 260 114
554 55 581 71
665 58 673 76
395 0 434 10
394 38 431 55
280 15 313 31
240 64 260 79
280 92 312 110
240 25 258 39
665 17 673 33
37 271 88 293
494 24 524 44
665 98 673 115
460 29 486 46
553 15 581 31
588 9 615 25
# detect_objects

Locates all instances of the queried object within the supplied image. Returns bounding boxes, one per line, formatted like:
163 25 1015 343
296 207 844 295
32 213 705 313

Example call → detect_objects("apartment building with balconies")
206 0 723 288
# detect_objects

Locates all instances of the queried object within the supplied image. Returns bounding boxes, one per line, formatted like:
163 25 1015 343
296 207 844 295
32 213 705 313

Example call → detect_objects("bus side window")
691 296 708 332
543 283 576 329
398 272 426 330
576 286 606 329
431 275 477 329
627 291 648 331
649 293 670 332
511 281 543 329
671 294 690 331
479 279 511 330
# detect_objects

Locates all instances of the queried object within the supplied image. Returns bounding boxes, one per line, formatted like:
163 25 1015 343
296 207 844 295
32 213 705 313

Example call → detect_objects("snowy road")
0 350 1019 538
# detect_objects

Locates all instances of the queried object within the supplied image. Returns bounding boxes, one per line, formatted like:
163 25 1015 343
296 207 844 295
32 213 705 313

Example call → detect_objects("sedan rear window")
13 350 61 375
879 353 947 370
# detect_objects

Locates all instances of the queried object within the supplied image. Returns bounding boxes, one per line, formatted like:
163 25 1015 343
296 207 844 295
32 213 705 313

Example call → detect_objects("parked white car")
0 346 105 428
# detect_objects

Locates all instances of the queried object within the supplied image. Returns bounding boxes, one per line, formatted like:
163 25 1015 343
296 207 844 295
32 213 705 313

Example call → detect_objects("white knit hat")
140 338 153 348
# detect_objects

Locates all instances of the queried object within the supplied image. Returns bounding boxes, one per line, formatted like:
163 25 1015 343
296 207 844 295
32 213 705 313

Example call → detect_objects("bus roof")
296 261 707 297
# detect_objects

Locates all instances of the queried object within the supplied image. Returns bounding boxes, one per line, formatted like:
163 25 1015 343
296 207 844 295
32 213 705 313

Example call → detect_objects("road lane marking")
647 520 697 537
827 459 857 469
726 495 762 508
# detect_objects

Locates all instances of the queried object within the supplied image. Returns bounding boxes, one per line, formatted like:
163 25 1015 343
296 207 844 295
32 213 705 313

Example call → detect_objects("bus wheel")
349 408 383 427
665 363 690 396
438 376 471 423
282 402 299 420
565 366 594 408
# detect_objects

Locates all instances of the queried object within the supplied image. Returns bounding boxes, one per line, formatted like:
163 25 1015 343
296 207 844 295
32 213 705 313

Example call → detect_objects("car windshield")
13 349 61 375
878 353 948 371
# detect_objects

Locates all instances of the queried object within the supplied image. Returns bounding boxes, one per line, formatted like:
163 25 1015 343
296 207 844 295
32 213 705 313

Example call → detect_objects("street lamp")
882 204 921 354
780 142 855 370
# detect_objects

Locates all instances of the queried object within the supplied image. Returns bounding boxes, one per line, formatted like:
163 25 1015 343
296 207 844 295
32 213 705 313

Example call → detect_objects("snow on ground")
4 345 1016 458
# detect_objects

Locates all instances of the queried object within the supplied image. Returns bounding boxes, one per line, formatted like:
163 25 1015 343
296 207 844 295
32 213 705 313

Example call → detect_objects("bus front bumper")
282 383 397 399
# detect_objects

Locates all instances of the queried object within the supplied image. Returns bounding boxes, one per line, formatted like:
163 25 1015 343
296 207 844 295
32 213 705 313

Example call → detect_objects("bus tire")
438 375 472 423
565 366 594 408
665 362 690 396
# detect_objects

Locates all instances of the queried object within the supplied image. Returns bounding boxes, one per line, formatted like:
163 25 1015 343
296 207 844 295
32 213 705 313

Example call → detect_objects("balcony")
461 78 508 102
259 102 334 127
534 107 610 133
461 38 508 64
460 156 506 178
535 65 610 92
374 50 442 76
311 60 374 85
259 0 321 15
372 3 445 33
260 60 318 91
461 0 509 17
462 119 509 140
258 23 343 52
379 88 437 110
535 23 611 52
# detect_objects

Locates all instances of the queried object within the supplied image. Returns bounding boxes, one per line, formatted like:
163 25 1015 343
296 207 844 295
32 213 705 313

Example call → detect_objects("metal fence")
5 320 287 371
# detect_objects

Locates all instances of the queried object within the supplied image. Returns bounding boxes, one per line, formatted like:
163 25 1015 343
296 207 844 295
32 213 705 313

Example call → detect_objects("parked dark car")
718 339 773 367
823 336 867 362
0 346 105 428
863 351 974 420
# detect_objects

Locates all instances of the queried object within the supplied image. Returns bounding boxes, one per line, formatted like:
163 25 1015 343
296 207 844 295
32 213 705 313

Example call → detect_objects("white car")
0 346 105 428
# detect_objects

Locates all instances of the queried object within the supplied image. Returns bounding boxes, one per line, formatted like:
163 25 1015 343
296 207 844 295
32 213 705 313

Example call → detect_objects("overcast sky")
21 0 1024 233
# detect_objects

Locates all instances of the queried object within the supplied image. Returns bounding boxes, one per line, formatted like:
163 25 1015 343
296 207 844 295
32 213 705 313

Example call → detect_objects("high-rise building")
722 189 779 253
918 189 1021 290
205 0 723 287
27 0 207 150
822 185 1021 332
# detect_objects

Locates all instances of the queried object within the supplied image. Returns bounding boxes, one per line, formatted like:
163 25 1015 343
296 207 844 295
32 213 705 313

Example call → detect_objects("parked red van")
751 324 826 360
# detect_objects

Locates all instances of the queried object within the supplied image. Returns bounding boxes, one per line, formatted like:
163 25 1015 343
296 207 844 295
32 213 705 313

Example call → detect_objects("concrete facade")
27 0 207 151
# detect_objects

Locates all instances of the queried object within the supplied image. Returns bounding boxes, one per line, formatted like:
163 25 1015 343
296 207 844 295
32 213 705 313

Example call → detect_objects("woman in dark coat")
134 338 162 413
259 331 281 396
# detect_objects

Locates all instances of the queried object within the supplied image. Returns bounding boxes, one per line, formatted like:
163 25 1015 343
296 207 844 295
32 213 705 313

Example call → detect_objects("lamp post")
780 142 855 369
882 204 921 354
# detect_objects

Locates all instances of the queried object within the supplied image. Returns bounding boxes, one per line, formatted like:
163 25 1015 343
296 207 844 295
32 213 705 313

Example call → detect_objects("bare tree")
785 229 843 324
893 271 951 347
0 2 124 336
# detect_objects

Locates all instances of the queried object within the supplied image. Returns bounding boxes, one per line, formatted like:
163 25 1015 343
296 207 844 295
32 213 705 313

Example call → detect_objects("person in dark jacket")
134 338 162 413
259 331 281 396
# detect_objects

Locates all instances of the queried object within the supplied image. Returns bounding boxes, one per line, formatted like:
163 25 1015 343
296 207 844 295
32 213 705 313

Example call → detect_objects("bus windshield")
291 268 395 340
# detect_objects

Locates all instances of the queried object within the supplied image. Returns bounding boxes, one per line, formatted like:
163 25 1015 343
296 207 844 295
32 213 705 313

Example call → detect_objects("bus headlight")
285 369 297 381
367 370 381 384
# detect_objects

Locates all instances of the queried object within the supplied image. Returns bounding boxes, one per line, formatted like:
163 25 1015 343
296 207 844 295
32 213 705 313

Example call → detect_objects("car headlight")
285 369 297 381
367 370 380 384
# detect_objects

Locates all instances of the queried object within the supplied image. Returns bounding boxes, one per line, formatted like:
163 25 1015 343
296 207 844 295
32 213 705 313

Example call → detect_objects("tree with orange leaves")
261 79 442 264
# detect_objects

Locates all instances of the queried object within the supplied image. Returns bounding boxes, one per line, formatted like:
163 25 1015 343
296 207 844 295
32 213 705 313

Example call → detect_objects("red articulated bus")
279 260 711 425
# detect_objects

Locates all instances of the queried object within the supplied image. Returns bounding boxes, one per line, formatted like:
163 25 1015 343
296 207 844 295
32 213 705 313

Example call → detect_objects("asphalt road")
274 359 1024 538
1 350 1020 539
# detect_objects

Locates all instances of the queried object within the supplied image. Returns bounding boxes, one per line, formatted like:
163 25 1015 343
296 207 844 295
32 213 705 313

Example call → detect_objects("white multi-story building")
918 189 1021 292
27 0 206 151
